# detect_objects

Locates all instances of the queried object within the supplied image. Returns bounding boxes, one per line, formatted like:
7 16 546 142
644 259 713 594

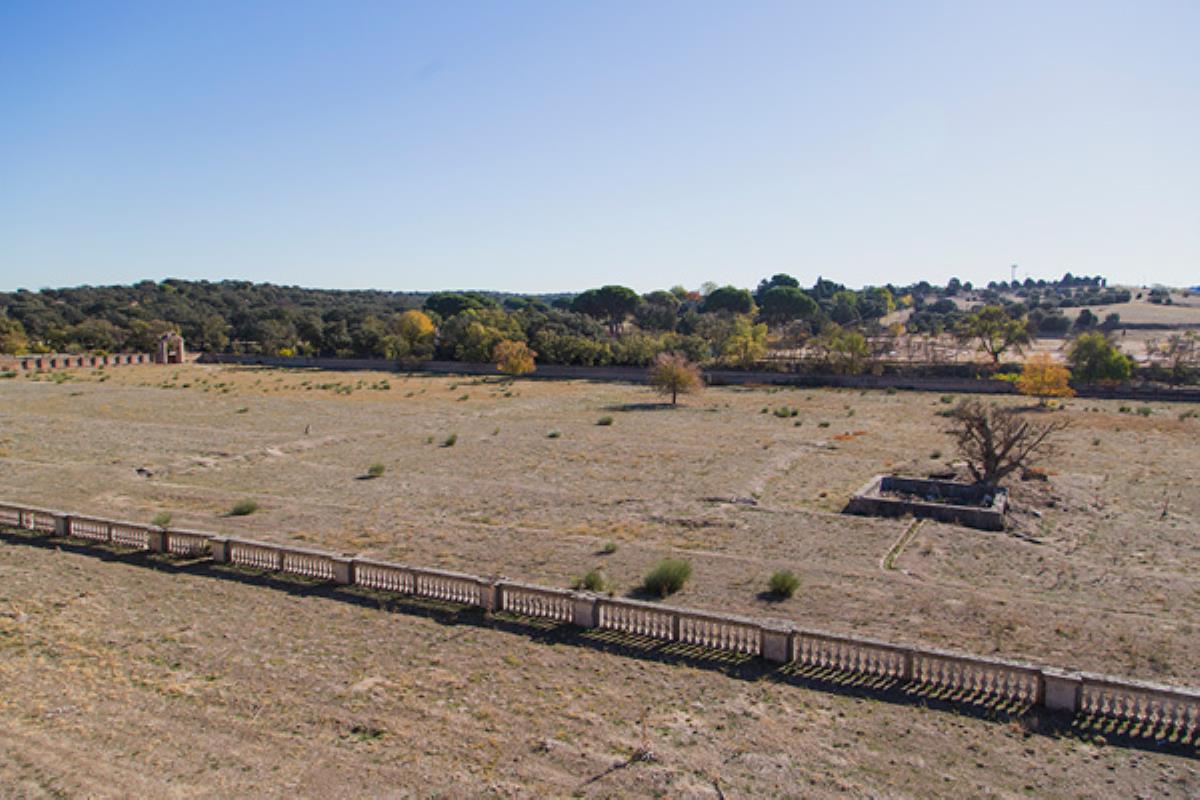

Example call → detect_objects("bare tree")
948 399 1068 486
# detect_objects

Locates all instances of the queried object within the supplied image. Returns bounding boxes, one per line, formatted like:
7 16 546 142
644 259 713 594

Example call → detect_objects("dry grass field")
2 364 1199 795
2 533 1199 798
3 365 1200 679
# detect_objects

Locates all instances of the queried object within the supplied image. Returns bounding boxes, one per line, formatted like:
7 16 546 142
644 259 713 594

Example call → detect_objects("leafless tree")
948 399 1069 486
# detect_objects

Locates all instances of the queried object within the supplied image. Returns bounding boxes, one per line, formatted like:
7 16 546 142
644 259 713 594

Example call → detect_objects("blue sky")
1 0 1197 294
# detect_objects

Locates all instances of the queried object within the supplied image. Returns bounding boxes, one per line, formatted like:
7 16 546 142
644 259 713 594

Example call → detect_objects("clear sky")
2 0 1197 294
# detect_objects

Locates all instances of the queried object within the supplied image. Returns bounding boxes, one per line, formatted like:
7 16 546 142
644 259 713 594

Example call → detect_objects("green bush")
596 416 614 426
768 570 801 599
600 540 618 555
441 433 457 447
367 463 386 478
1136 406 1152 417
229 499 259 516
547 430 561 439
152 511 172 527
643 559 692 598
574 569 606 592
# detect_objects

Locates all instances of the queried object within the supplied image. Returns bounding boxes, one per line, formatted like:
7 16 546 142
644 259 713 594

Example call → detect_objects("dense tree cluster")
4 273 1165 382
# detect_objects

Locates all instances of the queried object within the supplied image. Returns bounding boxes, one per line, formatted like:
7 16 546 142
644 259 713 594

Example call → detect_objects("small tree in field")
493 339 536 377
948 399 1068 487
1016 353 1075 406
956 305 1032 365
648 352 702 406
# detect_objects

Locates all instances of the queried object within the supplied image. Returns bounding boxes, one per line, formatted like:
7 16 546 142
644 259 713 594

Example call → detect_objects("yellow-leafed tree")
1016 353 1075 406
493 339 536 377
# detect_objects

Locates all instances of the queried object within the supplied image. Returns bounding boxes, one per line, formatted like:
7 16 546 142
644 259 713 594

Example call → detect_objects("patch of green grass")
596 415 614 426
643 559 692 598
600 540 618 555
152 511 172 527
229 499 259 517
366 463 386 478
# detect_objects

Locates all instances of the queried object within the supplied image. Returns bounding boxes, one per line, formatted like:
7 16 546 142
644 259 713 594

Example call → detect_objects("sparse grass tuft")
643 559 692 598
768 570 801 599
596 415 614 426
573 569 607 592
366 463 386 478
600 540 618 555
441 433 458 448
152 511 172 527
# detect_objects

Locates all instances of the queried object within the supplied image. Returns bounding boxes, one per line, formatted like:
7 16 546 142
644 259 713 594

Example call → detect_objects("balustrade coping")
498 579 577 598
4 499 1200 710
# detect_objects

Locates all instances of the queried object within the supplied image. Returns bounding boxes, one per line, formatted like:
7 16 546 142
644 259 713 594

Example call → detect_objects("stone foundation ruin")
846 474 1008 531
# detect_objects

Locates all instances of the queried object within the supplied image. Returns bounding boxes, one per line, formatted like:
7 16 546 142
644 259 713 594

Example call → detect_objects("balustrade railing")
4 498 1200 735
500 583 574 622
597 599 675 641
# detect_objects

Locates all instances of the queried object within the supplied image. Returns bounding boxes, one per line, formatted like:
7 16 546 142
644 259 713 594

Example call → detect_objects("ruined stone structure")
155 332 186 364
846 475 1008 531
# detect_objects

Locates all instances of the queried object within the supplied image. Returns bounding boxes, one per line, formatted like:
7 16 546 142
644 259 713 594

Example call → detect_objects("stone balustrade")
354 559 415 594
278 546 338 581
794 629 912 681
68 516 112 543
227 538 284 571
411 567 483 606
163 528 212 557
4 498 1200 739
1078 673 1200 738
676 608 762 655
597 597 676 640
499 582 575 622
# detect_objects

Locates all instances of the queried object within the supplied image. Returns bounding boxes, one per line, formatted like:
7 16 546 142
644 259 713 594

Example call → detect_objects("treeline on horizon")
0 273 1127 370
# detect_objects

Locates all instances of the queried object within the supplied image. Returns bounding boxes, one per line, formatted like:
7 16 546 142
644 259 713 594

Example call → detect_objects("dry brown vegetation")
2 364 1199 795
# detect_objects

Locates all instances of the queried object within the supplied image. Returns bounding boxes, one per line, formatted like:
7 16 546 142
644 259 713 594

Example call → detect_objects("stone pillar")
53 514 70 537
147 528 167 553
210 537 230 564
897 647 912 681
478 581 501 612
331 556 354 585
571 592 599 628
760 624 793 664
1042 668 1081 712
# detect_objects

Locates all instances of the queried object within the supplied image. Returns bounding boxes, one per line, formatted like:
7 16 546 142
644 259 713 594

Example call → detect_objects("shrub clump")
152 511 172 527
643 559 692 598
441 433 458 448
596 415 614 426
229 499 259 516
573 569 607 592
367 463 386 478
768 570 801 599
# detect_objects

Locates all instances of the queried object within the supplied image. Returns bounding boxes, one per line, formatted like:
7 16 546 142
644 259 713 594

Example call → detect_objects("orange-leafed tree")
493 339 536 377
1016 353 1075 406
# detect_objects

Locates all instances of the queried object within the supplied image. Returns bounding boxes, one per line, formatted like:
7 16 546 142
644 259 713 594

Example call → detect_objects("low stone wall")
846 475 1008 531
1 353 154 371
197 353 1200 403
3 498 1199 739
